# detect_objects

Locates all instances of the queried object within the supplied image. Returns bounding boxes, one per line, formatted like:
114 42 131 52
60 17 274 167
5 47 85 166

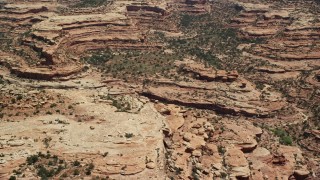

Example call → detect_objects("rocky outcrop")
221 120 262 152
233 1 320 68
0 52 84 80
11 66 84 80
0 1 317 180
3 4 49 14
142 72 285 117
155 102 311 179
126 5 166 16
255 66 287 74
176 60 239 82
225 148 250 179
0 1 171 80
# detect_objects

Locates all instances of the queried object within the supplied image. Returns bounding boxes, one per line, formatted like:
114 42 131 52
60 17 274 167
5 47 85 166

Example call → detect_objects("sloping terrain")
0 0 319 179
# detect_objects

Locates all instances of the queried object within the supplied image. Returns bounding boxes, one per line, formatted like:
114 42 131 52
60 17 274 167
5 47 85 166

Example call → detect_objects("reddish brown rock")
225 147 250 179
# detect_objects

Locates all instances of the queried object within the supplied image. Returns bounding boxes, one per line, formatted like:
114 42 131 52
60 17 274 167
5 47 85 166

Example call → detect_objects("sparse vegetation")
103 95 132 112
82 49 114 66
180 14 194 28
100 50 177 80
14 152 95 179
167 13 246 69
73 0 110 8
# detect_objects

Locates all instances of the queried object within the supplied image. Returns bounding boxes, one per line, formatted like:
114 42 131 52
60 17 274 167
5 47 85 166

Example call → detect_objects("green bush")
73 169 80 176
73 160 80 166
280 135 293 146
273 128 287 137
9 176 16 180
218 145 226 155
0 75 5 84
88 163 94 170
26 155 39 165
125 133 134 138
17 94 23 101
37 165 54 179
273 128 293 146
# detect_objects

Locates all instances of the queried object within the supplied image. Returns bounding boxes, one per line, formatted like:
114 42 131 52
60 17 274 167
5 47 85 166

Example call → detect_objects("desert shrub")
56 165 64 175
73 160 81 166
43 137 52 148
274 128 287 137
0 75 4 84
218 145 226 155
73 169 80 176
255 82 265 90
191 166 200 180
26 155 39 165
273 128 293 145
88 163 94 170
9 176 16 180
46 111 52 115
280 135 293 146
37 165 55 179
125 133 134 138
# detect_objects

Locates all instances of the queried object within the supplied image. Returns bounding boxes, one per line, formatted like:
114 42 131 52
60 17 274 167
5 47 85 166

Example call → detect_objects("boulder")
225 148 250 179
